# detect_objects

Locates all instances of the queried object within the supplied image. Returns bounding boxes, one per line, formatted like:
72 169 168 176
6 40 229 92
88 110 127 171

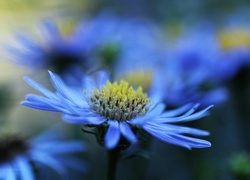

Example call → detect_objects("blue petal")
14 156 34 180
55 93 88 115
120 122 137 143
15 34 40 50
143 123 211 149
34 141 86 154
160 103 194 117
130 103 166 125
169 134 211 148
0 163 16 180
57 157 88 172
23 76 57 100
22 94 67 112
30 150 67 178
48 71 80 103
63 114 106 125
96 70 110 87
145 122 209 136
40 20 61 41
104 120 121 149
156 105 214 123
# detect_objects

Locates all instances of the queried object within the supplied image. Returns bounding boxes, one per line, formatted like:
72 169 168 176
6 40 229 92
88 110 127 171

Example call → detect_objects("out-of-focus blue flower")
6 20 94 74
157 30 230 107
0 126 86 180
75 12 164 70
21 70 213 150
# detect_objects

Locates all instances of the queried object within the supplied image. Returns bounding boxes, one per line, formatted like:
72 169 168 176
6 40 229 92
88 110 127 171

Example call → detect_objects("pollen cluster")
90 80 151 121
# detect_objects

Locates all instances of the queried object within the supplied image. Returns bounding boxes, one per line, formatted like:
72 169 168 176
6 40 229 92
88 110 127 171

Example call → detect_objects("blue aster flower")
157 30 230 107
0 126 86 180
21 70 213 150
6 20 94 75
75 11 164 69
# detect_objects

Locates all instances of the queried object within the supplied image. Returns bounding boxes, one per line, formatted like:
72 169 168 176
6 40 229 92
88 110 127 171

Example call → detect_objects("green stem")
106 149 120 180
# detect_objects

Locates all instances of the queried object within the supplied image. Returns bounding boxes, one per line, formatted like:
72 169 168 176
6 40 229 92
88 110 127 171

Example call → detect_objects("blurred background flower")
0 125 87 180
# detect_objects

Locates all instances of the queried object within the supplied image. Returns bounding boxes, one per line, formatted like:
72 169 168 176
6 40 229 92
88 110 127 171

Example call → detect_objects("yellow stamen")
90 80 151 121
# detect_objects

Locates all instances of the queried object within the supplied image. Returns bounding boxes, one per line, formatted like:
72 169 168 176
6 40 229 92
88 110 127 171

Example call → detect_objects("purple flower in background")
21 70 212 150
6 20 94 74
0 126 86 180
158 30 230 107
75 12 164 69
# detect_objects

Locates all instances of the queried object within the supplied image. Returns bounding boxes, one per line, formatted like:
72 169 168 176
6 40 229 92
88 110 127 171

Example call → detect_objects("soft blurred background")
1 0 250 180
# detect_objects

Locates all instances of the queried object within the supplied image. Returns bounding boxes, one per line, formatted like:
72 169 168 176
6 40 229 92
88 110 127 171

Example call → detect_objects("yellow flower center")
90 80 151 121
218 28 250 50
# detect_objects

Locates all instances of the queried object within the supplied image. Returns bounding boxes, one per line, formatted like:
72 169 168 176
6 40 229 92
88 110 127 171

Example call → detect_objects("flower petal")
130 103 166 125
0 163 16 180
120 122 137 143
156 105 214 123
143 122 211 149
104 121 121 149
62 114 106 125
30 150 67 177
22 94 68 112
14 156 34 180
160 103 194 117
24 76 57 100
48 71 79 103
34 141 86 154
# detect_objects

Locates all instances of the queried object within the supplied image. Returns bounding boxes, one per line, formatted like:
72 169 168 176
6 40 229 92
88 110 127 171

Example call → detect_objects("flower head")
76 11 164 70
158 30 230 107
6 20 93 74
0 126 86 179
22 70 213 150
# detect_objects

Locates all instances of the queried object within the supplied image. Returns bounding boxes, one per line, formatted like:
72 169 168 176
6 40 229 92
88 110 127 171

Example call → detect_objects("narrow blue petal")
15 34 40 50
156 105 214 123
48 71 79 103
24 76 58 100
143 123 211 149
63 114 106 125
160 103 194 117
143 125 191 149
57 157 88 172
41 20 61 40
145 122 209 136
130 103 166 125
120 122 137 143
22 95 68 112
104 120 121 149
30 151 67 178
96 70 110 87
169 134 211 148
34 141 86 154
14 156 34 180
21 101 62 112
178 103 200 117
55 92 88 115
0 163 16 180
82 76 96 90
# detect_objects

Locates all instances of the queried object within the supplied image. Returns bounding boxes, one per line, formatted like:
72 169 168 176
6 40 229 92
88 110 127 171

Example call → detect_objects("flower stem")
106 149 120 180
